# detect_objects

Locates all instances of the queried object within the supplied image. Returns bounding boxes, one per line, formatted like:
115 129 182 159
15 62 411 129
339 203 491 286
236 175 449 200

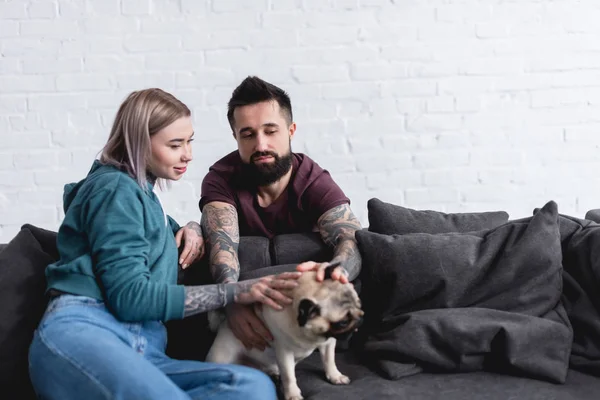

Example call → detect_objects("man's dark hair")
227 76 293 130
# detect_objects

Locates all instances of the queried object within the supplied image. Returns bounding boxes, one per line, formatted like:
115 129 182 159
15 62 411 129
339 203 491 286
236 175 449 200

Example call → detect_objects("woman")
28 88 300 400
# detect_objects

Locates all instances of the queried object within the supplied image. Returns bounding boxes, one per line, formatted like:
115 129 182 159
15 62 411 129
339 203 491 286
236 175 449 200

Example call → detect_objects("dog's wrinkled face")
294 271 364 340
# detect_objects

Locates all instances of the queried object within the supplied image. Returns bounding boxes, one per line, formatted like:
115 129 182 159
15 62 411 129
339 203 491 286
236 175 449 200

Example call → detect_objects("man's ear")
288 122 296 140
297 298 320 327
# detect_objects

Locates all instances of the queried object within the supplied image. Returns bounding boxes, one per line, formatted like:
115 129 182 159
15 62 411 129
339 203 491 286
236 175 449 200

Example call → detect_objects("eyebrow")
168 132 194 143
238 123 279 135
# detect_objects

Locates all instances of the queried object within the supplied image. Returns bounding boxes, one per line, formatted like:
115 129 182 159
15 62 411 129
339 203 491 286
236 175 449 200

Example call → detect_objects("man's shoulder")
292 152 330 185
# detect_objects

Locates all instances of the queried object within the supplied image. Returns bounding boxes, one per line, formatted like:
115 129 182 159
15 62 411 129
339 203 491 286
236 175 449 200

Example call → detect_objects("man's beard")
241 149 293 187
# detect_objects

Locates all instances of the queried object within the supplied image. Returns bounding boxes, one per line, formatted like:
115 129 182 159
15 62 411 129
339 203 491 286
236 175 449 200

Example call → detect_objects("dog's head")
294 267 364 341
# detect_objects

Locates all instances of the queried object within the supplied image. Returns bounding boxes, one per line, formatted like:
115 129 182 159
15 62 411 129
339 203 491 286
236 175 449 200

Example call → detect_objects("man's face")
232 100 296 186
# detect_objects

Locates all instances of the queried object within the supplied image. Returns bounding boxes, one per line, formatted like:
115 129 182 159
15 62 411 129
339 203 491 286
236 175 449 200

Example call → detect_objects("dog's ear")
297 299 320 327
323 264 339 280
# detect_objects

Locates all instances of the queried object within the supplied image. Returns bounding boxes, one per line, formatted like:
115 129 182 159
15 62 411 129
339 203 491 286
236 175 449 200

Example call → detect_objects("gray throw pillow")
367 198 509 235
354 201 571 383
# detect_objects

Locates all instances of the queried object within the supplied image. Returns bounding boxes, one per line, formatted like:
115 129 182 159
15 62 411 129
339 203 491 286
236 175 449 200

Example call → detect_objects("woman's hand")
175 221 205 269
233 272 302 310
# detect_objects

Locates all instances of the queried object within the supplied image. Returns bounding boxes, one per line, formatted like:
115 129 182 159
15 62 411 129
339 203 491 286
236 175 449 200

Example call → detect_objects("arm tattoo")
183 278 263 317
200 203 240 284
185 221 202 236
318 204 363 281
184 284 229 317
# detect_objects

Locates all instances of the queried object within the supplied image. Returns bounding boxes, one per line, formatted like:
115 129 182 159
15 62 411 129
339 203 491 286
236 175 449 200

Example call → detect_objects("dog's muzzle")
325 316 364 340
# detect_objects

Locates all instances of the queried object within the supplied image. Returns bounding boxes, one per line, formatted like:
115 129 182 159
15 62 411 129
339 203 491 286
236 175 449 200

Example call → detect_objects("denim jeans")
28 294 277 400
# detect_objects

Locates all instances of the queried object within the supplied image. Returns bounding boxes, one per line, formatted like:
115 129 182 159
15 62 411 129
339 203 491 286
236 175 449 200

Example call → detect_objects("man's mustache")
251 151 278 162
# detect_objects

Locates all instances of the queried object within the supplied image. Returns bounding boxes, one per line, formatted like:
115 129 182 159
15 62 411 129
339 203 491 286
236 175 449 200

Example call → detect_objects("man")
199 76 362 351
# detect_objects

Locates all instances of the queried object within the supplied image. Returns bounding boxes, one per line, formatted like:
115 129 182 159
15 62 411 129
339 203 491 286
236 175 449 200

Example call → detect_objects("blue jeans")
28 294 277 400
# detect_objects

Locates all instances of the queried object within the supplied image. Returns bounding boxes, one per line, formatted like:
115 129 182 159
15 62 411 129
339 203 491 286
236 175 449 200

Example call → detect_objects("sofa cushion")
354 201 571 383
294 351 600 400
238 236 271 272
367 197 509 235
271 232 333 265
0 224 58 399
585 209 600 223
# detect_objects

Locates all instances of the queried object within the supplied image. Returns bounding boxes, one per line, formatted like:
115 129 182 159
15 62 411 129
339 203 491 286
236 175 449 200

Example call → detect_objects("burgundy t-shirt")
199 151 350 239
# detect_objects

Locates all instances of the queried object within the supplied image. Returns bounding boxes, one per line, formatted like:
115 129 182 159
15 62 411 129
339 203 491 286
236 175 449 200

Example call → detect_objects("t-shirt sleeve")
302 170 350 222
199 170 237 211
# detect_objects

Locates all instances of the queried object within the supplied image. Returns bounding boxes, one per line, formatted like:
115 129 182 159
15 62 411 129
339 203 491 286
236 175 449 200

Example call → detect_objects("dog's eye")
332 313 352 329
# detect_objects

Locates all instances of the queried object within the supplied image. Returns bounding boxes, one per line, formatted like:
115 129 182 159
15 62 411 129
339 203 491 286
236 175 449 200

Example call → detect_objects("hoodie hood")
62 160 132 214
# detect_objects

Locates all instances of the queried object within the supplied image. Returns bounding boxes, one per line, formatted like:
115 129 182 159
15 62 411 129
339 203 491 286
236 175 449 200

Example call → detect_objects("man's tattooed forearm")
318 204 363 281
331 239 362 281
201 204 240 284
318 204 362 247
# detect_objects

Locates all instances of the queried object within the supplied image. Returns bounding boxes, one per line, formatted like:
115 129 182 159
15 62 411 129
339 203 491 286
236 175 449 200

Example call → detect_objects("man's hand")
225 303 273 351
226 271 301 350
175 221 205 269
296 261 349 284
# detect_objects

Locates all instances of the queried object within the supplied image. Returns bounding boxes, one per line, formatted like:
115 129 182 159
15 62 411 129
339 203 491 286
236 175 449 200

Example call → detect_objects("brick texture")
1 0 600 243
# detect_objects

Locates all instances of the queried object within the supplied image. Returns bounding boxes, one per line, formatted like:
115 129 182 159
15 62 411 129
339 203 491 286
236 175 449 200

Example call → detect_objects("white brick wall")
2 0 600 243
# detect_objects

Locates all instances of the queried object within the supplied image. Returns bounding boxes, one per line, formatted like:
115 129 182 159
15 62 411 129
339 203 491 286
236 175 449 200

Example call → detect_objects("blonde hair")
100 88 191 190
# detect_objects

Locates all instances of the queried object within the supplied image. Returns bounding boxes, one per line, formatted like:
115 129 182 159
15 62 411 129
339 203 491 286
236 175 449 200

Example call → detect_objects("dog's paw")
284 387 303 400
327 373 351 385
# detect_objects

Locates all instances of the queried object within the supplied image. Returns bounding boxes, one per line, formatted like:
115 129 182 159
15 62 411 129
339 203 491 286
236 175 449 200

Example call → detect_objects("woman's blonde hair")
100 88 191 190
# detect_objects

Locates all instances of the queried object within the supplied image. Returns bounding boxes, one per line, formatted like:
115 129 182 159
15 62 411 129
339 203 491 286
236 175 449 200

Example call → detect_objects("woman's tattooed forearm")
183 278 262 317
184 284 228 317
201 204 240 284
318 204 363 281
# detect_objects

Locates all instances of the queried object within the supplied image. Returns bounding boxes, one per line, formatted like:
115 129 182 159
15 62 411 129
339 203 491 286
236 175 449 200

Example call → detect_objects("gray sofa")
3 200 600 399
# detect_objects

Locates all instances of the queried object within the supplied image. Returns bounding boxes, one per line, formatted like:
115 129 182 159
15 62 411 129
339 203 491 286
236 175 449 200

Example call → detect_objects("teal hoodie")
45 160 186 322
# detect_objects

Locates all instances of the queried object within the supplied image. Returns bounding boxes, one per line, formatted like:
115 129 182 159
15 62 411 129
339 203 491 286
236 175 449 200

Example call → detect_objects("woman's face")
149 116 194 181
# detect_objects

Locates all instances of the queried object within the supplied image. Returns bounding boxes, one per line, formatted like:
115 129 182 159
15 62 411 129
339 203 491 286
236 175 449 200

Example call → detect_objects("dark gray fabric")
0 224 58 400
238 236 271 271
367 197 510 235
295 351 600 400
0 243 7 253
354 201 571 383
271 232 333 265
584 209 600 223
239 263 299 281
551 214 600 376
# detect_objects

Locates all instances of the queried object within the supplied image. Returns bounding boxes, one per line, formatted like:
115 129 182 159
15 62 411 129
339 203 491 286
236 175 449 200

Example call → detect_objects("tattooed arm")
183 272 300 318
200 201 241 284
317 203 363 281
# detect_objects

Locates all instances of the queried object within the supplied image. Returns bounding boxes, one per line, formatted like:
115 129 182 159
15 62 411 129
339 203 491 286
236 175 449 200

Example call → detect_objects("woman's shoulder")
73 162 145 203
